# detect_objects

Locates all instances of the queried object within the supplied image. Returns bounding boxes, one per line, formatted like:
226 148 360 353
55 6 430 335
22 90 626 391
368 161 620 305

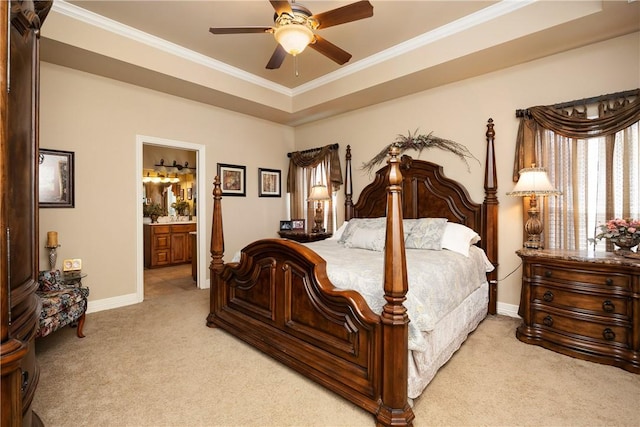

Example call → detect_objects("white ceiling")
42 1 640 126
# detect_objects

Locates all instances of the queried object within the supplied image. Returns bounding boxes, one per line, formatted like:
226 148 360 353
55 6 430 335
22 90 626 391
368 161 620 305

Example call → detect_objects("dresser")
516 249 639 373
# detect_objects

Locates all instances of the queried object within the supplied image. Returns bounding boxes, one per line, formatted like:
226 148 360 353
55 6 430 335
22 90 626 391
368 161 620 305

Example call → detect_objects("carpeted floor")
32 276 640 427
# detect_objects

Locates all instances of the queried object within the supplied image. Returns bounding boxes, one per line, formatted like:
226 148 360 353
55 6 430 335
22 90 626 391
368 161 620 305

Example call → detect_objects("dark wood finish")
278 231 332 242
208 119 499 426
1 2 52 425
144 223 196 268
516 249 640 373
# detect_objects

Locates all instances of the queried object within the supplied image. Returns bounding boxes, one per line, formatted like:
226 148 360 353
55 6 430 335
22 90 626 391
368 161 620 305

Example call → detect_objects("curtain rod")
287 143 339 158
515 88 639 118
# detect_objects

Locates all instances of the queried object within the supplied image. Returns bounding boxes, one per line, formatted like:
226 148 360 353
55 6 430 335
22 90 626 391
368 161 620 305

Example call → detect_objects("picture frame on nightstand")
280 220 293 231
291 219 305 231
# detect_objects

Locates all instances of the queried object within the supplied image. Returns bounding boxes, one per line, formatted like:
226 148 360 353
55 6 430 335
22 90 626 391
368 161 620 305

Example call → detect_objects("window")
514 89 640 251
542 122 639 250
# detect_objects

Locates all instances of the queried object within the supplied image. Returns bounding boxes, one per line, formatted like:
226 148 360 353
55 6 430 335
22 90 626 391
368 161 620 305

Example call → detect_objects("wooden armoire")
1 1 52 425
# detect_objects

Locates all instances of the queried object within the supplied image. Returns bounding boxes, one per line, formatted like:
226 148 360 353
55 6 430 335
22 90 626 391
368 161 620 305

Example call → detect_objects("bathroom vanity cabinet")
144 222 196 268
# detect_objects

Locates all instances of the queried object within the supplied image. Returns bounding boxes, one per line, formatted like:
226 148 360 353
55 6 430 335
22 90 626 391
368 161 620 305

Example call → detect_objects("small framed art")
291 219 305 231
38 148 75 208
258 168 281 197
280 220 293 231
217 163 246 197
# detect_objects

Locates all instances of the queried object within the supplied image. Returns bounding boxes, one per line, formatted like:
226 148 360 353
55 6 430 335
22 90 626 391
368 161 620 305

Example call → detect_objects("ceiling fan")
209 0 374 70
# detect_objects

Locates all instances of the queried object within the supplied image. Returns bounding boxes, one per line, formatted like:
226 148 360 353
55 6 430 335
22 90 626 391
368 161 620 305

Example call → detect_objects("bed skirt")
408 281 489 398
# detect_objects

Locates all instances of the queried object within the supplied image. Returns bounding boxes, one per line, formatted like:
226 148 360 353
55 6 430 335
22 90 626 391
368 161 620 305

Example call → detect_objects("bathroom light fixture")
154 159 196 174
308 183 331 233
507 164 560 249
142 171 180 184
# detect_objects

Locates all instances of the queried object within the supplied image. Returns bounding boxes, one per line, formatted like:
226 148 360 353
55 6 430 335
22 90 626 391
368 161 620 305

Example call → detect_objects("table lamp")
507 165 560 249
308 184 331 233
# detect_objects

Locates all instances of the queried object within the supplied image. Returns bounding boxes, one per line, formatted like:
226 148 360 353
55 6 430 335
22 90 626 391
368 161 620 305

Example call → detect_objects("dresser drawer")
531 285 630 318
532 309 630 348
531 263 631 291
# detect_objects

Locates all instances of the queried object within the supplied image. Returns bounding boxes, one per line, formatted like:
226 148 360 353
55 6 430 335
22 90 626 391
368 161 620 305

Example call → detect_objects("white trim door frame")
135 135 208 302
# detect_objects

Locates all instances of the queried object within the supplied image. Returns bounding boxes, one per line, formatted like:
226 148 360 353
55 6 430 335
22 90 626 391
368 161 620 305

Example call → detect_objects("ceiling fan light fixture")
274 24 313 56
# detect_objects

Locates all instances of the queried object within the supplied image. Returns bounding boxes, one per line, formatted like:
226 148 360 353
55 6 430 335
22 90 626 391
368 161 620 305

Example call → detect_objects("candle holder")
45 245 61 271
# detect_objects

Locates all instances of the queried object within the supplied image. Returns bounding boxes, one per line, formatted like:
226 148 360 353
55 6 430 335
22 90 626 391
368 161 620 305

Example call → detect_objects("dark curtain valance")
287 144 342 193
513 89 640 181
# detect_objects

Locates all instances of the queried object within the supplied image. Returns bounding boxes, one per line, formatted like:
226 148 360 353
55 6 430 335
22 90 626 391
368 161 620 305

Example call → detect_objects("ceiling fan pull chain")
295 55 299 77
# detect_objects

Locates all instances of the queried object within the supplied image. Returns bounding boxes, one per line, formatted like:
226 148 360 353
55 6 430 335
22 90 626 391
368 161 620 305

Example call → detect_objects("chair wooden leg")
76 312 86 338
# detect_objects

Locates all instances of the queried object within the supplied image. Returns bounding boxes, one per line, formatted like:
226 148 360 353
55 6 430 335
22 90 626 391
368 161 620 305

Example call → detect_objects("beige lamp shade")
507 167 560 197
308 184 331 201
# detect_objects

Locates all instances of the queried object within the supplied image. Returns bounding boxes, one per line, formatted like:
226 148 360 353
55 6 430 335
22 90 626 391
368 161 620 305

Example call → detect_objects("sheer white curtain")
540 122 639 250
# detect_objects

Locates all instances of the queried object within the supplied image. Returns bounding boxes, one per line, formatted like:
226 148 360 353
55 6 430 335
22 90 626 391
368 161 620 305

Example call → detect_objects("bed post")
376 146 415 427
206 176 225 327
483 119 499 315
344 144 354 221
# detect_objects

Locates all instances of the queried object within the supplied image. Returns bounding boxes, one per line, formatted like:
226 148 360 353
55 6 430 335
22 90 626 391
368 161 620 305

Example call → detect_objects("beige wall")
39 63 294 302
39 31 639 313
294 32 640 311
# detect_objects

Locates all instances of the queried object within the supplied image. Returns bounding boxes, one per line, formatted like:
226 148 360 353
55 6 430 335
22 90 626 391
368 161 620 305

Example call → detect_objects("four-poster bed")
207 119 498 426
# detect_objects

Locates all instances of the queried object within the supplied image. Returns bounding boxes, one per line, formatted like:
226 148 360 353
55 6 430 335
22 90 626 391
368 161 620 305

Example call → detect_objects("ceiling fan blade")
209 27 272 35
270 0 292 17
312 1 373 29
309 35 352 65
266 44 287 69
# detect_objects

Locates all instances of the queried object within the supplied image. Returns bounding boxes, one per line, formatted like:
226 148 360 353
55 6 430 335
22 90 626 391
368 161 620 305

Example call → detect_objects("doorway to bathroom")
136 135 207 302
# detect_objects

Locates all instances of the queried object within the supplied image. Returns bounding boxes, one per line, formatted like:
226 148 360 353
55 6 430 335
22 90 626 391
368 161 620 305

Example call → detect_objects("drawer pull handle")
602 300 615 313
543 291 554 302
543 315 554 327
605 278 614 286
602 328 616 341
544 270 552 278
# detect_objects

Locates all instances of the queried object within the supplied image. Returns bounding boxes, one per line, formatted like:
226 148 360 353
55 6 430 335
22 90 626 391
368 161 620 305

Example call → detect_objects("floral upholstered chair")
36 270 89 338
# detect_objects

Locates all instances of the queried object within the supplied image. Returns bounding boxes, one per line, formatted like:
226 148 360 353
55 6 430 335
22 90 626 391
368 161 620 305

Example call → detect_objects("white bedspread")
304 240 494 352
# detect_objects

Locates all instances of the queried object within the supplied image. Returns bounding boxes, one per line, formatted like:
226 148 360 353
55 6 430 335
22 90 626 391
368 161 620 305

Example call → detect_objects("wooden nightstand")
278 230 332 243
516 249 640 373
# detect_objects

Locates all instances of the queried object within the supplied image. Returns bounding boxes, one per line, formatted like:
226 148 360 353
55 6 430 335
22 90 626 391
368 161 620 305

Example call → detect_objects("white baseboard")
86 292 141 314
497 302 520 318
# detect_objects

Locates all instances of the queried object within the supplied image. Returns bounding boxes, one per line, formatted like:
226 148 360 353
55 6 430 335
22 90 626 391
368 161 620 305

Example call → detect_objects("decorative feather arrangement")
362 130 479 173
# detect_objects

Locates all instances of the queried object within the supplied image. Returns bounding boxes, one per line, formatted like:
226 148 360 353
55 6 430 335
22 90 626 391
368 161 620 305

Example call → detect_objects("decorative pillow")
404 218 448 250
344 226 386 251
340 217 386 251
441 222 481 257
327 221 349 240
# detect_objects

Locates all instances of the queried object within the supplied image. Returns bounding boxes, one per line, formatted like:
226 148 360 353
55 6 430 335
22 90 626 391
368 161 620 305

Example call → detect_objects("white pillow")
338 217 386 244
404 218 448 250
441 222 481 257
344 226 386 251
327 221 349 240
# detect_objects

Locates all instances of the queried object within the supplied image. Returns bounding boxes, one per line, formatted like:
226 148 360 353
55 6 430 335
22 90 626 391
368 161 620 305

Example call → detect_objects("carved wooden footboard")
209 238 384 413
207 119 498 427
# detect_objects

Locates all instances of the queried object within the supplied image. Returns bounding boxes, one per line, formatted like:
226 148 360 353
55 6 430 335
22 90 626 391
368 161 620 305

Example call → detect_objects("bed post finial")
345 145 354 221
210 175 224 273
483 118 498 315
208 176 225 328
377 145 415 427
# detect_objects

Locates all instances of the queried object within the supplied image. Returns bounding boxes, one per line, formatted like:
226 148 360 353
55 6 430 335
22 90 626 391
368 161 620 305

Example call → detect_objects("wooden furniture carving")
144 223 196 268
517 249 640 373
1 1 52 425
207 119 498 426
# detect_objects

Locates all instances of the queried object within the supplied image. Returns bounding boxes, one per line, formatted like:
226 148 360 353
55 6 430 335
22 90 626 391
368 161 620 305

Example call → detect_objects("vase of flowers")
593 218 640 256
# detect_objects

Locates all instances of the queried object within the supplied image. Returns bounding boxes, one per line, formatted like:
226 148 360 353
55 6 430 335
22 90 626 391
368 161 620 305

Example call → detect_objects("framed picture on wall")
187 187 193 200
38 148 75 208
258 168 281 197
217 163 246 197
